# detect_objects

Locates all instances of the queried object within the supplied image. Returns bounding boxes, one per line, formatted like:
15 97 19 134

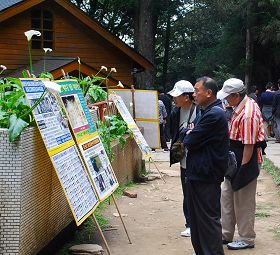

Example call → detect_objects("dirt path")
100 160 280 255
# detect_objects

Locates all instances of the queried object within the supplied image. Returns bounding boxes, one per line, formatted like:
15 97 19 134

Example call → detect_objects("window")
31 10 54 49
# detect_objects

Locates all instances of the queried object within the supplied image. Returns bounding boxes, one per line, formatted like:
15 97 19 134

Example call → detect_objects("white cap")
217 78 245 100
168 80 194 97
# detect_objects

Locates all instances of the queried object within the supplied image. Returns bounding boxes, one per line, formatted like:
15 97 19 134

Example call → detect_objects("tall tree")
133 0 157 88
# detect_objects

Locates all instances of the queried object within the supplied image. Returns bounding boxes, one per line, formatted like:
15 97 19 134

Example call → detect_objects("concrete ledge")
0 128 142 255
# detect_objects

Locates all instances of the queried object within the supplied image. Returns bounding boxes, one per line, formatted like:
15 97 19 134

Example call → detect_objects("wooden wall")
0 1 134 85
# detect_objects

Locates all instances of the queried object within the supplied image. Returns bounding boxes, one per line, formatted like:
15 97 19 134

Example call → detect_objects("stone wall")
0 128 142 255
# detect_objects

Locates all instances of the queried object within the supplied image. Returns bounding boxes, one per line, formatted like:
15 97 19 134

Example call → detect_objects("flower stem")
28 41 33 75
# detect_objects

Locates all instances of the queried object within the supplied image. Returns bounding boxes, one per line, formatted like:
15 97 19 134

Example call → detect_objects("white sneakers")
180 227 191 237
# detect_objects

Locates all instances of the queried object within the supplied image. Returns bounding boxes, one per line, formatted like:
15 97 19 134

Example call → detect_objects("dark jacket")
272 90 280 118
229 140 259 191
183 100 229 183
169 105 200 166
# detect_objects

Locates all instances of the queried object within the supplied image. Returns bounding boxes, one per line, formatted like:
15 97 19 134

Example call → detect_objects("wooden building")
0 0 153 87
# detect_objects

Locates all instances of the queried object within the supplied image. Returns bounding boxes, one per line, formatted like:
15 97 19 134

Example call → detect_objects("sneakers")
180 227 191 237
222 239 232 245
227 240 255 250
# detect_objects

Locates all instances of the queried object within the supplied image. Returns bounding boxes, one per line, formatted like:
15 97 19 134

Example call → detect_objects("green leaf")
21 70 29 78
8 114 29 142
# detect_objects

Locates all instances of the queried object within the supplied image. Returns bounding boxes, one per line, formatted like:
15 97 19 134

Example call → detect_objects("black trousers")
181 167 190 227
186 179 224 255
160 123 168 149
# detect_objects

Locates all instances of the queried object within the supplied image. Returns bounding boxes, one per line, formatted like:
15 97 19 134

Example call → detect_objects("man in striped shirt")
217 78 265 251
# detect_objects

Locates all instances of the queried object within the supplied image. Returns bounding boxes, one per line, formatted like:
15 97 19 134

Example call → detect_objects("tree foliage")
72 0 280 91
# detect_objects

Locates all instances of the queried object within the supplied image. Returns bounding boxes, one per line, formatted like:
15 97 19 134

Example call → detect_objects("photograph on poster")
57 80 97 135
52 146 99 222
80 138 118 200
61 94 88 129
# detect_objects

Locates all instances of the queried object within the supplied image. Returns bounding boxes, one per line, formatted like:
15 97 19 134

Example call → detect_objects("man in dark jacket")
272 80 280 142
183 77 229 255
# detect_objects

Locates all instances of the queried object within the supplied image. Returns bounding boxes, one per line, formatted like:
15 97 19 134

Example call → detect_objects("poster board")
56 79 119 201
21 79 99 226
110 94 153 158
108 89 160 148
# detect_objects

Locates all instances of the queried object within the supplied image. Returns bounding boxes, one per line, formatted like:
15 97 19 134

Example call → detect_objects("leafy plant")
88 84 107 103
0 77 46 142
76 75 105 98
97 114 132 162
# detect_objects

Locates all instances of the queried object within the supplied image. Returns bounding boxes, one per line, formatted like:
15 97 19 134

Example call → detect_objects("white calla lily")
117 81 124 88
77 57 81 64
0 65 7 71
110 67 117 73
24 30 41 41
44 81 61 94
43 48 52 53
101 65 108 71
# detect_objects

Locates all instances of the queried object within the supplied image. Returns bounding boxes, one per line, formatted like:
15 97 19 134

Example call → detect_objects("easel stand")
148 157 166 183
92 213 112 255
112 194 132 244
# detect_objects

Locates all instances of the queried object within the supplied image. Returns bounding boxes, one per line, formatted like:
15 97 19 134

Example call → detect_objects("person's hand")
186 123 194 135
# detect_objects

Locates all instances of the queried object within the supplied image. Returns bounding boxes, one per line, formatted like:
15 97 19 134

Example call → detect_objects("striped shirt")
229 95 265 162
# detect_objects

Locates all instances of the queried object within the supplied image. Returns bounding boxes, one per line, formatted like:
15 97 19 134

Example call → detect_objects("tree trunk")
162 3 171 93
134 0 156 89
245 0 256 89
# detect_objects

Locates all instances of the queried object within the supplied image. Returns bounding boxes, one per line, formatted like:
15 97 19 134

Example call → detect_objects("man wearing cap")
183 77 228 255
217 78 265 250
168 80 198 237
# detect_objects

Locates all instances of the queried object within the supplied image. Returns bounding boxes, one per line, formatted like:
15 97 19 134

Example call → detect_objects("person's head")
168 80 194 108
248 85 256 94
217 78 246 107
266 82 273 90
193 76 218 109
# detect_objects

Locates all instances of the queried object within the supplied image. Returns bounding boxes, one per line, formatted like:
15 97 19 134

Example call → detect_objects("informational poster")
108 89 160 148
21 79 99 226
110 94 153 158
52 145 99 223
56 80 97 143
21 79 72 152
56 79 119 201
79 136 118 201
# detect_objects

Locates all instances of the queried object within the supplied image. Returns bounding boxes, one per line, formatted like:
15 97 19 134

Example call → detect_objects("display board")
110 94 153 158
108 89 160 148
57 79 119 200
79 136 118 200
56 80 96 143
21 79 99 226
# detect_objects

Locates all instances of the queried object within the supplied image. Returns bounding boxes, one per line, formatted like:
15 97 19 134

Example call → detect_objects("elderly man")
168 80 198 237
183 77 228 255
217 78 265 250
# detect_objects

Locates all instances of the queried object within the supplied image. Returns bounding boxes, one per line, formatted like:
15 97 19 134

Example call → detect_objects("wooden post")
92 214 112 255
111 194 132 244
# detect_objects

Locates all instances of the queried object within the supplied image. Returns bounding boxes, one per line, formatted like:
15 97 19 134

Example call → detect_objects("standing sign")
56 79 119 201
108 89 160 148
21 79 99 226
109 94 152 158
